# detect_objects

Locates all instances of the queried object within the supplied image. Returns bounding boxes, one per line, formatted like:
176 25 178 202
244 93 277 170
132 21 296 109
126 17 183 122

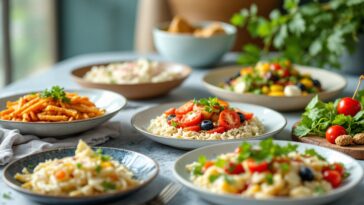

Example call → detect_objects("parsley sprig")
193 97 224 113
40 86 71 103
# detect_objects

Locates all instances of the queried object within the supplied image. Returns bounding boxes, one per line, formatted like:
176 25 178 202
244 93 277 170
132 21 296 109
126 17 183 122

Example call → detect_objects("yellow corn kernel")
240 67 253 75
250 184 261 193
268 91 285 96
257 63 270 74
262 86 269 94
300 78 313 88
101 161 113 168
270 84 283 92
221 180 238 193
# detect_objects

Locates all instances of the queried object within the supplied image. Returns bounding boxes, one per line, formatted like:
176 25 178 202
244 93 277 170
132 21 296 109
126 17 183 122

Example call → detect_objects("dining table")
0 52 363 205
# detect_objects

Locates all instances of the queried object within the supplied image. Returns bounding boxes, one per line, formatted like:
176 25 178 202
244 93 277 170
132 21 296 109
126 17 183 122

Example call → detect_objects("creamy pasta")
15 140 139 196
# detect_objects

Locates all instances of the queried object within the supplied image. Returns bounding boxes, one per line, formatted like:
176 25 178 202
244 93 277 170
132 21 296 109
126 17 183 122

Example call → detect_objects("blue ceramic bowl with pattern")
2 147 159 204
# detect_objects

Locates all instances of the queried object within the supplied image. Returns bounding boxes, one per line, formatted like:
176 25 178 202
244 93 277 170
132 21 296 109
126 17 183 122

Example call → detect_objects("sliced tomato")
217 99 229 109
225 162 245 175
180 111 203 127
184 125 201 132
207 126 225 134
202 161 214 172
218 110 241 129
193 104 213 120
323 170 342 188
270 63 282 71
164 107 176 115
246 159 269 173
322 163 345 176
167 115 182 127
175 101 194 115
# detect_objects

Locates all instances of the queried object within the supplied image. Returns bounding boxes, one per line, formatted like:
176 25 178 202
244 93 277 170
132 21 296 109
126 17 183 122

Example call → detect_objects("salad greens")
294 94 364 137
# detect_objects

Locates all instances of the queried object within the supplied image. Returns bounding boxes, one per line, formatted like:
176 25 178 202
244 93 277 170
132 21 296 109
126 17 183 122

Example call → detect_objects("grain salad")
147 97 265 140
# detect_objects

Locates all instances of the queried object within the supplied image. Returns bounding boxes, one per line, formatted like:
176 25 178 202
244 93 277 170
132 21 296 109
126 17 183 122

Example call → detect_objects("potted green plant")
231 0 364 74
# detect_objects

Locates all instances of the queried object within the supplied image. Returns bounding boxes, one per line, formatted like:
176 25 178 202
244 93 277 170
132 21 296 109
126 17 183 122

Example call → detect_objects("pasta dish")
15 140 140 196
0 86 105 122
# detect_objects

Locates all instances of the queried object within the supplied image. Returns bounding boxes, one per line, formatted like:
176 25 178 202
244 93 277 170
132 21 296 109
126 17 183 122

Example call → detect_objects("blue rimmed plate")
3 147 159 204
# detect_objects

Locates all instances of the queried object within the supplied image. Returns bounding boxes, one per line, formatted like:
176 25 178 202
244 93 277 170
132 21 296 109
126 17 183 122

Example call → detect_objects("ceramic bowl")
3 147 159 204
174 140 363 205
203 65 347 111
71 61 191 100
153 21 236 67
131 102 286 149
0 89 126 137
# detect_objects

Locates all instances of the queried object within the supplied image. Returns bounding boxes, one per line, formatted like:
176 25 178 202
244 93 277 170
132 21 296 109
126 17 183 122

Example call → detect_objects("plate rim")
131 101 287 143
2 146 159 201
173 140 364 203
0 88 127 125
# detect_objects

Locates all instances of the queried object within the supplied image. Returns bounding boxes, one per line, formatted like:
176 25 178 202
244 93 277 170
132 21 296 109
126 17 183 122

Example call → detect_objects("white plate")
173 140 364 205
203 65 347 111
131 102 286 149
0 89 126 137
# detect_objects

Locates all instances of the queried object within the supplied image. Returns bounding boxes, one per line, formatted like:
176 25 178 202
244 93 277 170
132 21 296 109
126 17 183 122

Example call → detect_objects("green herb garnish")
76 163 82 169
2 192 12 200
280 163 290 172
314 186 326 195
304 148 325 160
170 120 179 128
266 173 274 185
209 175 221 183
95 165 102 173
101 181 116 190
40 86 70 103
194 97 224 113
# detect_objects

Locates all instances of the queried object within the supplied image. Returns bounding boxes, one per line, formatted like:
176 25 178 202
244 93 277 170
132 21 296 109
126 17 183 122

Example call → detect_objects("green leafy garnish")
76 163 82 169
2 192 12 200
294 95 364 137
314 186 326 195
280 163 290 172
40 86 70 103
170 120 179 128
101 181 116 190
95 165 102 173
209 175 221 183
266 173 274 185
304 148 325 160
193 97 224 113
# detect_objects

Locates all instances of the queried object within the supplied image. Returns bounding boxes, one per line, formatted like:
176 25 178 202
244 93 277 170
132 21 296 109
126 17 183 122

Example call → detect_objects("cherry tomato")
167 115 182 127
280 69 290 78
225 162 245 175
270 63 282 71
207 126 225 134
325 125 347 144
184 125 201 132
218 110 241 129
246 159 269 173
180 111 203 127
217 99 230 109
241 112 253 121
337 97 361 117
164 107 176 115
323 170 342 188
202 161 214 172
175 101 194 115
193 104 213 120
322 163 344 176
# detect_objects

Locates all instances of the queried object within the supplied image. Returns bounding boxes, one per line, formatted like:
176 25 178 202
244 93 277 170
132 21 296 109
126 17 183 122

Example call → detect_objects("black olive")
297 82 306 91
237 112 245 123
201 120 214 130
167 114 176 121
312 79 321 88
299 166 314 181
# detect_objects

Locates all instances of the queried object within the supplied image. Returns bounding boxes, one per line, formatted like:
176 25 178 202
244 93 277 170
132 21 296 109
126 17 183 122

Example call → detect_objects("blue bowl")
153 21 236 67
2 147 159 204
